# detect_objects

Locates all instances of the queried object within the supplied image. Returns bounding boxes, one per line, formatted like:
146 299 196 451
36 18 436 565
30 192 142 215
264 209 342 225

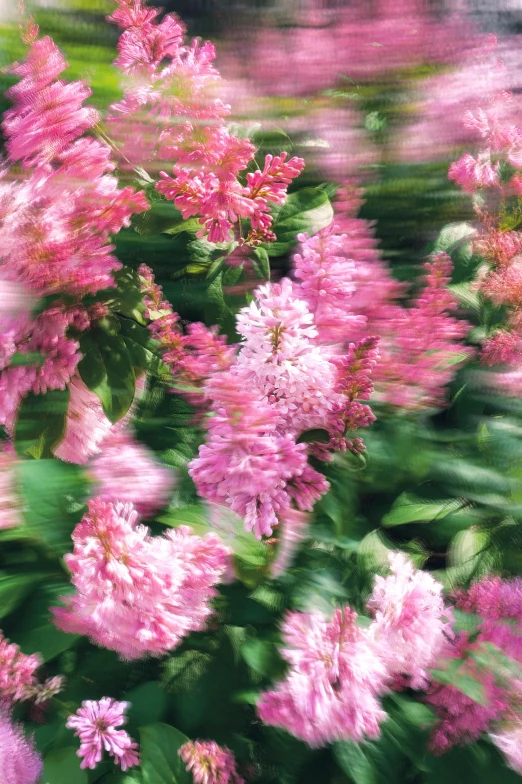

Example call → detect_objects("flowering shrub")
1 2 522 784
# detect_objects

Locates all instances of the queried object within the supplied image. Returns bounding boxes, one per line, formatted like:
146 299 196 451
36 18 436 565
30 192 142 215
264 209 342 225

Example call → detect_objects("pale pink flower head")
66 697 139 771
179 740 244 784
89 430 175 516
258 607 388 747
367 552 451 689
53 376 115 464
53 498 230 659
0 710 42 784
448 152 500 193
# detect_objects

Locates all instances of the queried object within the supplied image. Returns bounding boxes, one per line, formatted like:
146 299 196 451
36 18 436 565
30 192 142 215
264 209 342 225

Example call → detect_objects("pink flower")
0 629 61 705
0 710 42 784
0 446 22 530
53 498 230 659
179 740 244 784
368 553 451 689
66 698 139 771
270 508 309 578
258 608 388 747
89 430 175 516
54 377 115 465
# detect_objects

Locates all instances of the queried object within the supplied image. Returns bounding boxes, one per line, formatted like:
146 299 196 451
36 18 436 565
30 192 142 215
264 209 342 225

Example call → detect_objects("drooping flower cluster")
53 497 230 659
107 0 304 244
258 607 389 746
0 630 63 705
179 740 245 784
0 710 43 784
66 698 139 771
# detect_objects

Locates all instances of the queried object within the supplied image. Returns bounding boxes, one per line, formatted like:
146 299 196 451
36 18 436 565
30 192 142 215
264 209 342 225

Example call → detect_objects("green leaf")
8 582 79 661
431 222 477 267
124 682 168 727
17 458 87 555
78 323 135 423
43 747 88 784
118 318 169 378
431 662 486 704
296 428 331 444
0 572 46 619
139 723 191 784
240 637 283 678
251 246 271 280
14 389 70 459
382 493 464 527
267 187 334 256
334 741 376 784
162 217 202 236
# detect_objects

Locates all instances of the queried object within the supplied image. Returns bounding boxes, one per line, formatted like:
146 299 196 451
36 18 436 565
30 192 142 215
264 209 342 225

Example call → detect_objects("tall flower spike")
66 698 139 771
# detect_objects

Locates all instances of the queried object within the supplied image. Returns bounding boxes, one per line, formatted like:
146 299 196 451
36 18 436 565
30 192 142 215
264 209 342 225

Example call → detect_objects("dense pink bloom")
0 629 61 706
107 2 302 243
258 608 388 746
179 740 244 784
0 711 42 784
89 430 175 516
53 498 230 659
426 632 509 753
368 553 451 689
455 576 522 622
189 372 326 539
293 228 364 344
66 698 139 771
449 153 500 192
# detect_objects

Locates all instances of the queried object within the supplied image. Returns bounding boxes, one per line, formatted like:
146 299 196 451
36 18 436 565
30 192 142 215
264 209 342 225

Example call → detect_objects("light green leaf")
43 747 88 784
139 723 191 784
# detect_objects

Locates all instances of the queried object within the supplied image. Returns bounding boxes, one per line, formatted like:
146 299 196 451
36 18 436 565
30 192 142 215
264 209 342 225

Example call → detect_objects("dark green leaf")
8 582 79 661
297 428 331 445
78 324 135 423
124 682 168 727
14 389 70 459
43 747 88 784
139 723 191 784
0 572 47 619
334 741 376 784
267 187 333 256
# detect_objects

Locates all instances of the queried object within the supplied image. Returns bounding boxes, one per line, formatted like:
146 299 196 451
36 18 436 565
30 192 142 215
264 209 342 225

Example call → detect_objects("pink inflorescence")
89 428 175 516
257 607 388 747
53 497 230 659
0 710 43 784
367 552 451 690
107 0 304 244
66 698 139 771
179 740 245 784
0 629 63 705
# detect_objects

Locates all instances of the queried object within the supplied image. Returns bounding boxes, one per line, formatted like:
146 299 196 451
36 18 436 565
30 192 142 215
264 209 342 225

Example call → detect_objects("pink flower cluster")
0 445 22 530
53 497 230 659
426 576 522 754
179 740 244 784
0 23 148 438
0 710 42 784
189 268 379 539
259 553 451 746
107 0 304 244
367 552 451 690
66 697 139 771
0 629 63 705
89 427 175 517
138 264 234 403
258 607 389 746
